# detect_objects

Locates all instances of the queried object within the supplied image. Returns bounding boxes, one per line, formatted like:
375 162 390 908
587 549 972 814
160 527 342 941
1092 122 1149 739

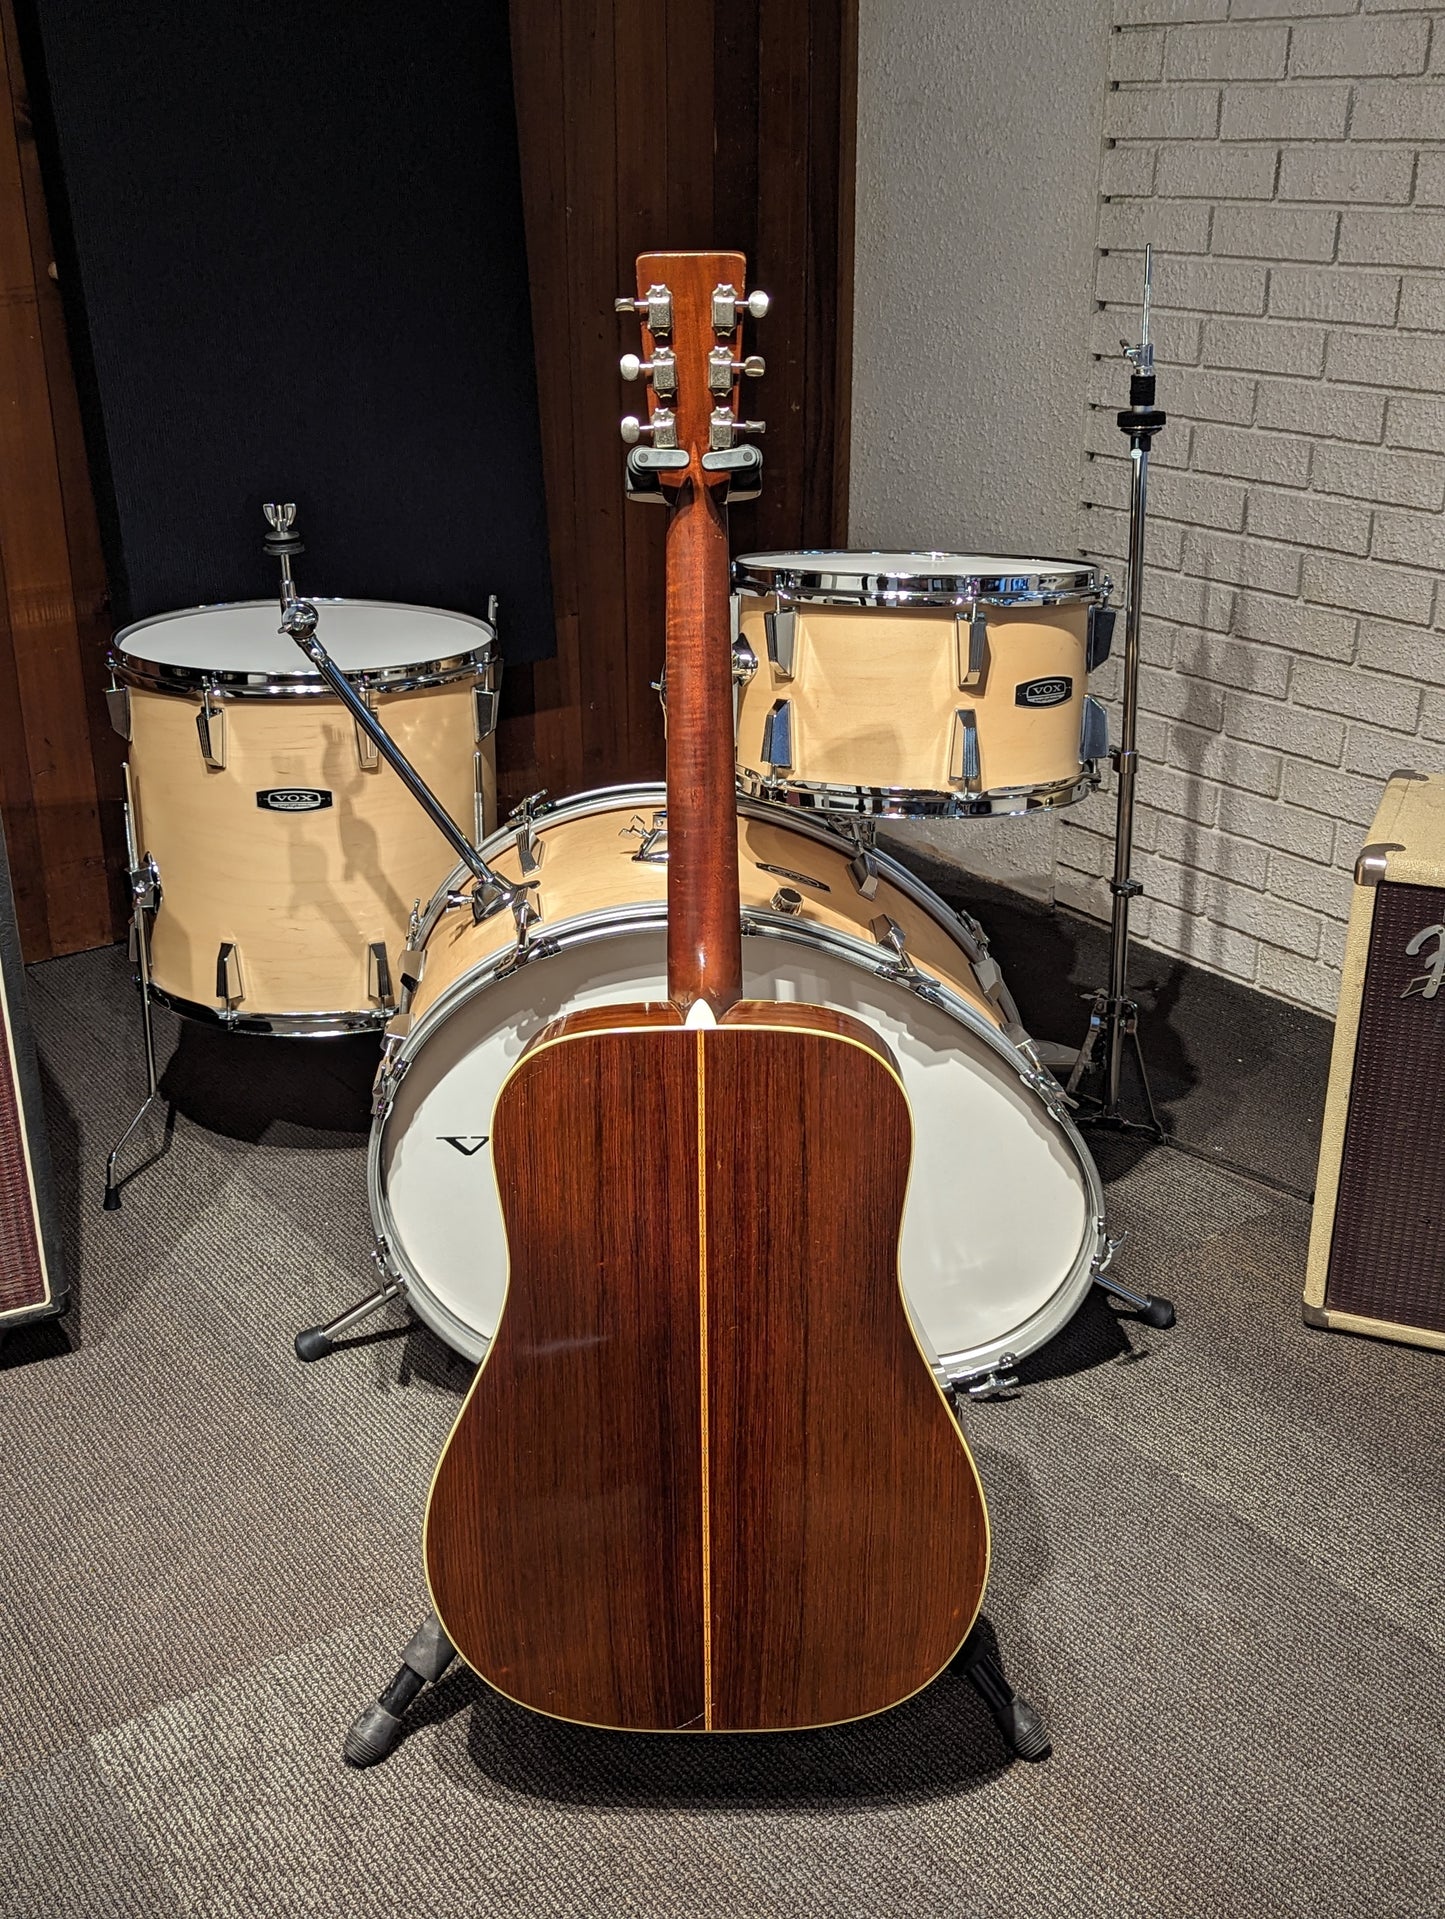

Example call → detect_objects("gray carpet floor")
3 943 1442 1918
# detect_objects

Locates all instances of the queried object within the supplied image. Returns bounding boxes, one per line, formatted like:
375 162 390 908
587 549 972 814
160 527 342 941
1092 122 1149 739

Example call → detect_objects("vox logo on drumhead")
256 788 334 812
1015 677 1072 708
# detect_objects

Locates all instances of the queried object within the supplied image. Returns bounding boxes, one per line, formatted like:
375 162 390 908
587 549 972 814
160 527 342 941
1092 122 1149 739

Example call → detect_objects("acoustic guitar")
424 251 990 1732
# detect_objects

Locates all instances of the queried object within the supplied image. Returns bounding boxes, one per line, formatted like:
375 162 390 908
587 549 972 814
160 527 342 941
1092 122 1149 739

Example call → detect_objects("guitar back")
424 1001 989 1732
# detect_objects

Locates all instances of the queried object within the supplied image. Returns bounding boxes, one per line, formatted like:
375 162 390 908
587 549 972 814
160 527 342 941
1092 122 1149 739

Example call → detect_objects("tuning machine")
708 408 764 452
711 283 769 331
615 283 673 334
620 408 678 450
707 346 765 395
620 346 677 399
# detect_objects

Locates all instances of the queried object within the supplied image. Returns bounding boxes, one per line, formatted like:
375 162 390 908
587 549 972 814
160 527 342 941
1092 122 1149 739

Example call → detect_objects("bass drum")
369 785 1108 1388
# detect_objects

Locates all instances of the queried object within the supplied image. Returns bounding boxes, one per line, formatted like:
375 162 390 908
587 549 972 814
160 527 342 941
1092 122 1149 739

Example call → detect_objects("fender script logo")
1402 924 1445 1000
439 1136 490 1156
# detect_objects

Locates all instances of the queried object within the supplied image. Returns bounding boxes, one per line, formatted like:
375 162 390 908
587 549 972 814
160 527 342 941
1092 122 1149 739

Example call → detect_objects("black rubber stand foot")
294 1327 334 1363
102 1186 121 1213
1140 1295 1176 1329
343 1702 406 1768
1000 1695 1052 1762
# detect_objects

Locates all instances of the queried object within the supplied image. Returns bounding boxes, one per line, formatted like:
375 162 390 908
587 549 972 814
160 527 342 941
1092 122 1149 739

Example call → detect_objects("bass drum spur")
369 785 1109 1391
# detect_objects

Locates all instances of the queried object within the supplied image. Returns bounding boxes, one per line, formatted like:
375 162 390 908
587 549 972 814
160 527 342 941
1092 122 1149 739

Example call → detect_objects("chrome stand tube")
259 504 517 920
1069 248 1167 1134
103 869 165 1211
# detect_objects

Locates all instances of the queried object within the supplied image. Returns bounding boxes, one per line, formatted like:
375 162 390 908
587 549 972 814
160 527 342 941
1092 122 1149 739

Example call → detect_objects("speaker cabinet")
0 815 68 1331
1306 771 1445 1350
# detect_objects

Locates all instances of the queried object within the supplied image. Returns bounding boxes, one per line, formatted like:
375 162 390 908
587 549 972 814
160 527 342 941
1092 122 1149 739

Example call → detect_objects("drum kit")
101 262 1173 1404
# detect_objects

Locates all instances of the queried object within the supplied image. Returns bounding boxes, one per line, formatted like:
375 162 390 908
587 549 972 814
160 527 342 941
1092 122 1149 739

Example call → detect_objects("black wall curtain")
23 0 554 662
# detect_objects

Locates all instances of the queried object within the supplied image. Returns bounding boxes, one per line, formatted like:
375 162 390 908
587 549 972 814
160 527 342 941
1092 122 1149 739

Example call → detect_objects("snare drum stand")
1067 250 1167 1147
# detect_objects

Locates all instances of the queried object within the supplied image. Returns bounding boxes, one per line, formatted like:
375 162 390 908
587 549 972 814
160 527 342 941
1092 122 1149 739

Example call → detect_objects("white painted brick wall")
1078 0 1445 1014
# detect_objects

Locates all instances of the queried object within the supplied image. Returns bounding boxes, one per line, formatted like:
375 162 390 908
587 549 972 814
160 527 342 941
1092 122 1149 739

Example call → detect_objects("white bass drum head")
375 925 1100 1381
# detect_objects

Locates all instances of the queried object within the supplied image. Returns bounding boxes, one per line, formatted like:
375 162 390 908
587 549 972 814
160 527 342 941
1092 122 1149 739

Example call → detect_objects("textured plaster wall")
848 0 1114 892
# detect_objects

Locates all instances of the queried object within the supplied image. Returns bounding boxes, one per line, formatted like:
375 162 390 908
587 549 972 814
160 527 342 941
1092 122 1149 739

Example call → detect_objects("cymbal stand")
261 505 521 926
1067 249 1166 1140
261 506 523 1362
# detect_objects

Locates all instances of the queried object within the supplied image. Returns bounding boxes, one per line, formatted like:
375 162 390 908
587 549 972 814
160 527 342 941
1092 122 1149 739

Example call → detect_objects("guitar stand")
953 1625 1052 1762
342 1614 1051 1766
344 1613 457 1767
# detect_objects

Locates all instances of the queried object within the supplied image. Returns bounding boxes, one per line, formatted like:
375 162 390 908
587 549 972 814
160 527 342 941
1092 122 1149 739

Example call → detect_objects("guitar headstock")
616 250 767 493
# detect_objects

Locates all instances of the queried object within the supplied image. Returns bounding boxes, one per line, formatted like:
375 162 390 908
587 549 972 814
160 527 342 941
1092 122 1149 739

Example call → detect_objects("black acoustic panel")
28 0 554 661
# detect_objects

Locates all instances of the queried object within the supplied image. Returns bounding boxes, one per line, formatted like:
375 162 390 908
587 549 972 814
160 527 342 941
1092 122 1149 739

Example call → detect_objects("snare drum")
109 599 500 1034
368 784 1109 1389
732 551 1114 817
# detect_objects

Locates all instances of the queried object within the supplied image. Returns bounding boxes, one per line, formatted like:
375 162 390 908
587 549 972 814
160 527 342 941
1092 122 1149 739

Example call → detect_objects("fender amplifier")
1305 770 1445 1350
0 815 68 1333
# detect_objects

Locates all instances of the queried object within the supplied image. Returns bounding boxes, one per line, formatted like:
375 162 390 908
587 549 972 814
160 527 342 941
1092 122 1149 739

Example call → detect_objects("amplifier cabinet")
1306 771 1445 1350
0 815 68 1331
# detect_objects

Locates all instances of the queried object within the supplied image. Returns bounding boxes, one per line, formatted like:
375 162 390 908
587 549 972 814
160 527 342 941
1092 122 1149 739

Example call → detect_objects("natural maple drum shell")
129 682 494 1016
405 798 1002 1033
734 598 1092 795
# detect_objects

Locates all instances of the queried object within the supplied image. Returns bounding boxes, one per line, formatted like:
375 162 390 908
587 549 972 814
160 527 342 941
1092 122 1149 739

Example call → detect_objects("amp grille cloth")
1327 878 1445 1333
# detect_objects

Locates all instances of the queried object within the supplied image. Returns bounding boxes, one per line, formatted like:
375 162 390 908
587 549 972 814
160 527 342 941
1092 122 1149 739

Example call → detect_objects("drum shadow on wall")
20 0 553 659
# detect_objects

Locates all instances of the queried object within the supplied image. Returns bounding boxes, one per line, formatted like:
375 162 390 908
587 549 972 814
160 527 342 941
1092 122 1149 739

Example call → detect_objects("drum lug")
1092 1232 1125 1280
949 709 982 790
128 852 162 913
954 606 988 689
1087 602 1117 671
870 913 919 978
761 698 794 771
1080 694 1110 766
950 1356 1019 1402
1022 1063 1077 1125
354 686 381 770
106 683 132 740
473 669 502 744
624 810 670 863
764 607 796 677
368 941 396 1010
216 940 245 1009
196 686 226 770
372 1016 414 1117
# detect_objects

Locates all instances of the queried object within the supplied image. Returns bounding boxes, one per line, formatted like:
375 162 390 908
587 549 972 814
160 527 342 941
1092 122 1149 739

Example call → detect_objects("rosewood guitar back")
425 1002 989 1732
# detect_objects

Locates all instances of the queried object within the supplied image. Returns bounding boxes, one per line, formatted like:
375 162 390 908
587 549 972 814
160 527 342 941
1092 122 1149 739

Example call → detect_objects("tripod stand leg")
344 1614 457 1767
954 1625 1051 1761
294 1277 405 1361
103 916 167 1211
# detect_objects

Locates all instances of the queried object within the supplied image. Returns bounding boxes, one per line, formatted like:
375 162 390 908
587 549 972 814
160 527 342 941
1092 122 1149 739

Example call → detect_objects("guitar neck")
629 249 759 1018
665 457 742 1014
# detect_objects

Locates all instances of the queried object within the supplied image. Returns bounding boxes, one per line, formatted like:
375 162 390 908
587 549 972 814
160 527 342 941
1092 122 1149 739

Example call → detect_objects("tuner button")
742 354 765 378
615 296 638 315
744 290 770 320
620 353 643 382
620 415 644 445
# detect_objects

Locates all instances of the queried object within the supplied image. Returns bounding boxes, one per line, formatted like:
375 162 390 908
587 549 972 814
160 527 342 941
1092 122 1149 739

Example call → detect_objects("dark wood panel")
0 0 115 961
501 0 856 813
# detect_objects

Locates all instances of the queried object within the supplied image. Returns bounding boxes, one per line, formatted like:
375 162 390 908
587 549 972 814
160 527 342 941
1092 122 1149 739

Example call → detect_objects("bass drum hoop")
370 792 1107 1384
